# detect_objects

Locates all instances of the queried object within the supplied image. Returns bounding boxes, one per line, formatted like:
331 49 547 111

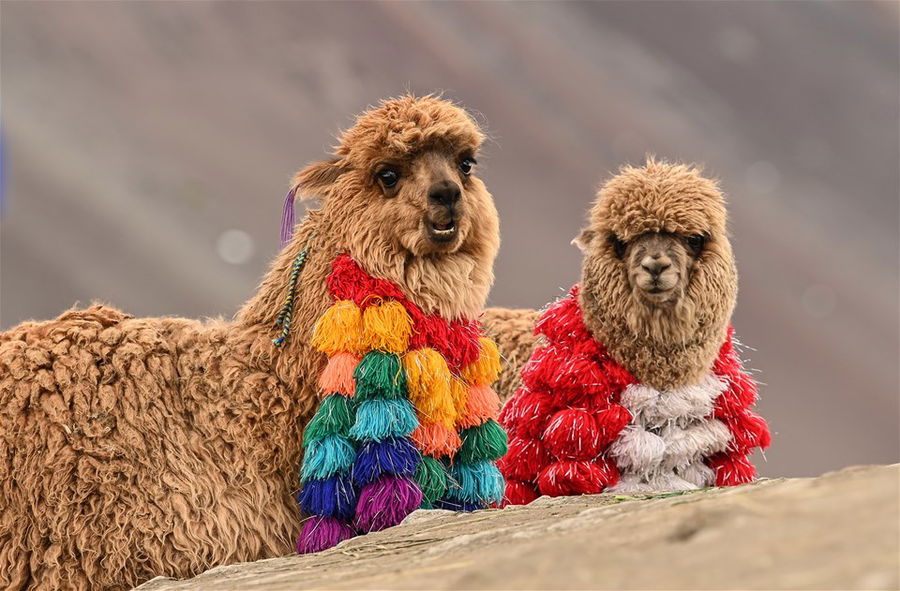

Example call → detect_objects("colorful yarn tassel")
349 398 419 441
295 254 508 554
302 394 354 446
354 475 423 532
414 456 449 506
296 516 355 555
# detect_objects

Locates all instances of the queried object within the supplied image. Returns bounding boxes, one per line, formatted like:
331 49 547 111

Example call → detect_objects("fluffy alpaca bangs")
335 95 485 172
592 159 727 243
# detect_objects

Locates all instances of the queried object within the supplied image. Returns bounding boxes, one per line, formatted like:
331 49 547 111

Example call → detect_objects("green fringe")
457 419 509 463
302 394 355 447
353 351 407 400
414 456 449 505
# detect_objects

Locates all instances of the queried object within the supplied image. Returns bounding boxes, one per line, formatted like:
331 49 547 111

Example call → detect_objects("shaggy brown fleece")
480 307 541 402
577 159 737 389
0 95 499 591
485 159 738 397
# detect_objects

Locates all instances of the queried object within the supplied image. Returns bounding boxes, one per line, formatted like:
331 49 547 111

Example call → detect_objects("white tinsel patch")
608 373 732 492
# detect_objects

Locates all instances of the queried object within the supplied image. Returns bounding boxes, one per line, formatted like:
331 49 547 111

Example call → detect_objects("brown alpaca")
484 158 737 397
576 158 737 388
498 159 768 504
0 95 499 590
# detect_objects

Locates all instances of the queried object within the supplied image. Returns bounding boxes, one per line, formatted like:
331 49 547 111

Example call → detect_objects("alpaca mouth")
426 217 459 244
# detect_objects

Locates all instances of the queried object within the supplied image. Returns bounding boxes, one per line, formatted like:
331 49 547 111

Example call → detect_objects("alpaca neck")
580 290 729 390
231 210 339 408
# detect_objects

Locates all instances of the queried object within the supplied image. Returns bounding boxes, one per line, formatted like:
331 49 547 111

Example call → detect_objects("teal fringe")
349 398 419 442
300 433 356 482
445 460 505 505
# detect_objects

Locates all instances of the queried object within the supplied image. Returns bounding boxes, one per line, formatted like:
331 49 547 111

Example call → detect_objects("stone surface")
136 464 899 590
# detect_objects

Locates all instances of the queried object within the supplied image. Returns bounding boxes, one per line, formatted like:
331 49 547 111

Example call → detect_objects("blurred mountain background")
1 1 897 479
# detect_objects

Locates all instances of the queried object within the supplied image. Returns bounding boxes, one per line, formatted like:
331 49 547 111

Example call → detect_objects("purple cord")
280 186 297 248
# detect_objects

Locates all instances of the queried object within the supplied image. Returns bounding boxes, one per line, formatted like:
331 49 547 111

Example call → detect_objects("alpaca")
0 95 501 590
497 159 770 504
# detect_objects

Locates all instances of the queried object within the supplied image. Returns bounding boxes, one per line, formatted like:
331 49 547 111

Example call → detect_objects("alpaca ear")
572 228 596 252
292 158 347 200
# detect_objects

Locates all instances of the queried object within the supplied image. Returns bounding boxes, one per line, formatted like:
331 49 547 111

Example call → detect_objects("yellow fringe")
403 348 456 428
311 300 364 355
460 336 502 386
449 375 469 418
362 300 412 353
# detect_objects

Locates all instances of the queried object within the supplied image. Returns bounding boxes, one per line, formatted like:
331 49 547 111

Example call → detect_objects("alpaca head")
291 95 499 318
575 159 737 385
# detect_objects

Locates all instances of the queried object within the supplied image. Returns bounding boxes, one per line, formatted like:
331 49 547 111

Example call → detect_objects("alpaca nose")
428 181 461 208
641 254 671 277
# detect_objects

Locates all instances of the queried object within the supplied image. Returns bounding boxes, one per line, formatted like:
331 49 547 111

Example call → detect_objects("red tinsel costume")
498 286 771 505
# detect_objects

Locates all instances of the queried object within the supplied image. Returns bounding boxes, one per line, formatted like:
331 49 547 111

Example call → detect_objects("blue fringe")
300 433 356 482
443 460 505 506
351 436 420 487
297 474 357 519
349 398 419 442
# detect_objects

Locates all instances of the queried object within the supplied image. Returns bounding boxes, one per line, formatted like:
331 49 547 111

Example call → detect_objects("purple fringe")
296 515 356 554
353 474 423 533
280 186 297 248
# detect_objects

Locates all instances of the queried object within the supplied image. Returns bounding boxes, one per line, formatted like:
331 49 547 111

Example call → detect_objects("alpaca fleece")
481 307 541 404
578 159 737 389
0 95 500 590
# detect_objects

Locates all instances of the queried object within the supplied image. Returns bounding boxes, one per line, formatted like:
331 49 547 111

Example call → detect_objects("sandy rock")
136 464 899 590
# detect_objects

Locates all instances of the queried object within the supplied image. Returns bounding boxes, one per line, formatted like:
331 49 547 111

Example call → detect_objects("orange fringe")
456 384 501 429
362 300 412 353
461 337 502 386
411 421 462 458
311 300 364 355
318 352 360 397
403 348 455 428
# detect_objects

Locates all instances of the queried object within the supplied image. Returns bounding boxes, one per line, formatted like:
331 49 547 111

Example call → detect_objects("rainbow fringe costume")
295 255 508 554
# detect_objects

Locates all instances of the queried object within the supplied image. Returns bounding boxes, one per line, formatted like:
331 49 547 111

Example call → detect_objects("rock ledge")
137 464 899 590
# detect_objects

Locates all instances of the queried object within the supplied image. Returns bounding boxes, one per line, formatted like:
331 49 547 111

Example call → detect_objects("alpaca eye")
459 157 476 176
686 234 707 255
377 169 399 189
609 234 627 259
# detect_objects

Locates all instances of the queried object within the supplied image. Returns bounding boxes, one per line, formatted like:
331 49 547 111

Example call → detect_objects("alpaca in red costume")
498 159 770 504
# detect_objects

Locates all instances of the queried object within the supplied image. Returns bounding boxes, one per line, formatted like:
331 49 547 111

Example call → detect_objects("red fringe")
503 480 540 507
537 458 619 496
498 287 770 504
498 436 551 482
708 452 756 486
326 254 482 371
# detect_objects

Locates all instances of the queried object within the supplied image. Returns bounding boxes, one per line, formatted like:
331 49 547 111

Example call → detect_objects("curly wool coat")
0 95 499 590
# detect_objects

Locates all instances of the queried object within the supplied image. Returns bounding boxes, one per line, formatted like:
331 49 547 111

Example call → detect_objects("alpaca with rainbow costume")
497 159 771 503
0 95 506 588
296 255 507 553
